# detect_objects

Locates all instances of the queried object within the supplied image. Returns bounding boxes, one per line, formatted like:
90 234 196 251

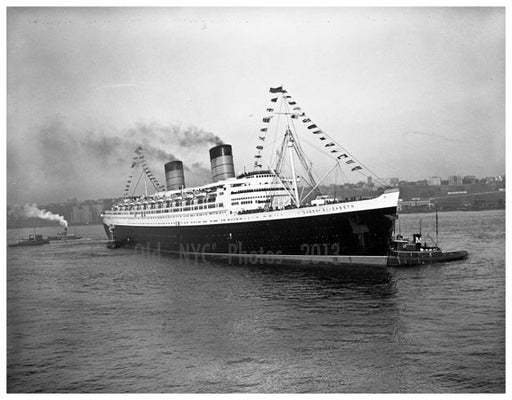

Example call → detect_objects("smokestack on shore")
209 144 235 182
165 160 186 190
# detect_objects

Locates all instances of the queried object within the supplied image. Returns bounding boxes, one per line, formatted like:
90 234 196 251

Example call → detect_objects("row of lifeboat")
113 191 217 212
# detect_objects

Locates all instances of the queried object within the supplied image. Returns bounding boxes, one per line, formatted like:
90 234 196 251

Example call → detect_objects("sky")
6 7 505 205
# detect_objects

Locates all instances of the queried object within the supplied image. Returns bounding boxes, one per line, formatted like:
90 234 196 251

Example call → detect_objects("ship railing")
104 202 225 216
234 194 382 215
106 193 381 216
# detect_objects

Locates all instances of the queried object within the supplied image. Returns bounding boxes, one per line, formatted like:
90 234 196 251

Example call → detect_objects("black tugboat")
387 233 468 266
9 234 50 247
387 209 468 266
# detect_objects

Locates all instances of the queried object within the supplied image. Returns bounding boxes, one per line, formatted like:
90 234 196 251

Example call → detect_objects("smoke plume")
80 121 222 165
9 203 68 228
7 118 223 204
127 122 223 148
189 161 212 177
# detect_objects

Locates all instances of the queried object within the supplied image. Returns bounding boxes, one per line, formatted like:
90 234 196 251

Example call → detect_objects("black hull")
104 207 397 261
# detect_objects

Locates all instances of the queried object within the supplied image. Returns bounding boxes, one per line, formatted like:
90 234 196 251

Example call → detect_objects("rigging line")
268 94 286 169
333 164 339 198
315 129 385 184
255 96 277 169
269 129 291 206
332 140 385 185
124 153 141 197
303 161 341 202
337 161 350 185
288 93 385 184
271 96 289 175
285 100 321 194
280 108 320 201
298 135 339 161
283 94 323 171
124 167 134 193
141 158 164 191
272 171 300 208
131 168 145 197
273 126 289 177
293 139 319 188
292 141 320 195
124 152 142 197
263 96 279 169
263 131 283 158
352 168 386 186
334 163 349 197
124 177 134 197
300 184 306 202
301 125 370 189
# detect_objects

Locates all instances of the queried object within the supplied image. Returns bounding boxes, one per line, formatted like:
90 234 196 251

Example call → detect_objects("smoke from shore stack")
209 144 235 182
164 160 186 190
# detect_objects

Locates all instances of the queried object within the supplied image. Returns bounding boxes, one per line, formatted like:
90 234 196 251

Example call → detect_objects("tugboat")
48 227 82 241
9 234 50 247
387 233 468 266
387 209 468 266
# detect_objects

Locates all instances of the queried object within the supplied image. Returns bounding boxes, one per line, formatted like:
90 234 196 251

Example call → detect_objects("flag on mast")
269 86 286 93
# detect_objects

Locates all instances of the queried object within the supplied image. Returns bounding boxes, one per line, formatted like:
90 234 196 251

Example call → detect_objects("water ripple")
7 210 505 393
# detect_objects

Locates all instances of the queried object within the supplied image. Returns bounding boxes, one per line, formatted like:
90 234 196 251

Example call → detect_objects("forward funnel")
164 160 186 190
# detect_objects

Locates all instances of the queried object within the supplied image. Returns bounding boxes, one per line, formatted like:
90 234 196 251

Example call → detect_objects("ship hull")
104 206 397 267
8 239 50 247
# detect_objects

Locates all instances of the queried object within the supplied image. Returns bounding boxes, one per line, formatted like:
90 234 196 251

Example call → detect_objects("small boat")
48 233 83 241
48 228 82 241
387 233 468 266
9 234 50 247
388 207 468 266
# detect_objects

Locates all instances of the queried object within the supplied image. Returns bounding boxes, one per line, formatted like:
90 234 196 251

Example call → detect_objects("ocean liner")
102 86 399 267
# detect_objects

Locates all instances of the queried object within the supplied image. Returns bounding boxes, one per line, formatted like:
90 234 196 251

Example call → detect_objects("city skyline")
7 171 505 208
7 7 505 205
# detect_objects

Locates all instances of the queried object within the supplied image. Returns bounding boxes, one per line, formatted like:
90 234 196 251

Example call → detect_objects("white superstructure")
102 169 399 228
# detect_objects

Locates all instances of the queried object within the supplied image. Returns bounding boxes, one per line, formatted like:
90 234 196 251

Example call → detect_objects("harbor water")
6 210 505 393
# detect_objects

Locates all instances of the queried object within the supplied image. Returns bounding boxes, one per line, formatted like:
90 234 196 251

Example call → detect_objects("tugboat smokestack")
164 160 186 190
209 144 235 182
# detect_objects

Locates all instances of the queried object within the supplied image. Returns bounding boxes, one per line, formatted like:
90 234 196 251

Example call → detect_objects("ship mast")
286 127 301 207
124 146 165 198
253 86 389 201
254 85 390 210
